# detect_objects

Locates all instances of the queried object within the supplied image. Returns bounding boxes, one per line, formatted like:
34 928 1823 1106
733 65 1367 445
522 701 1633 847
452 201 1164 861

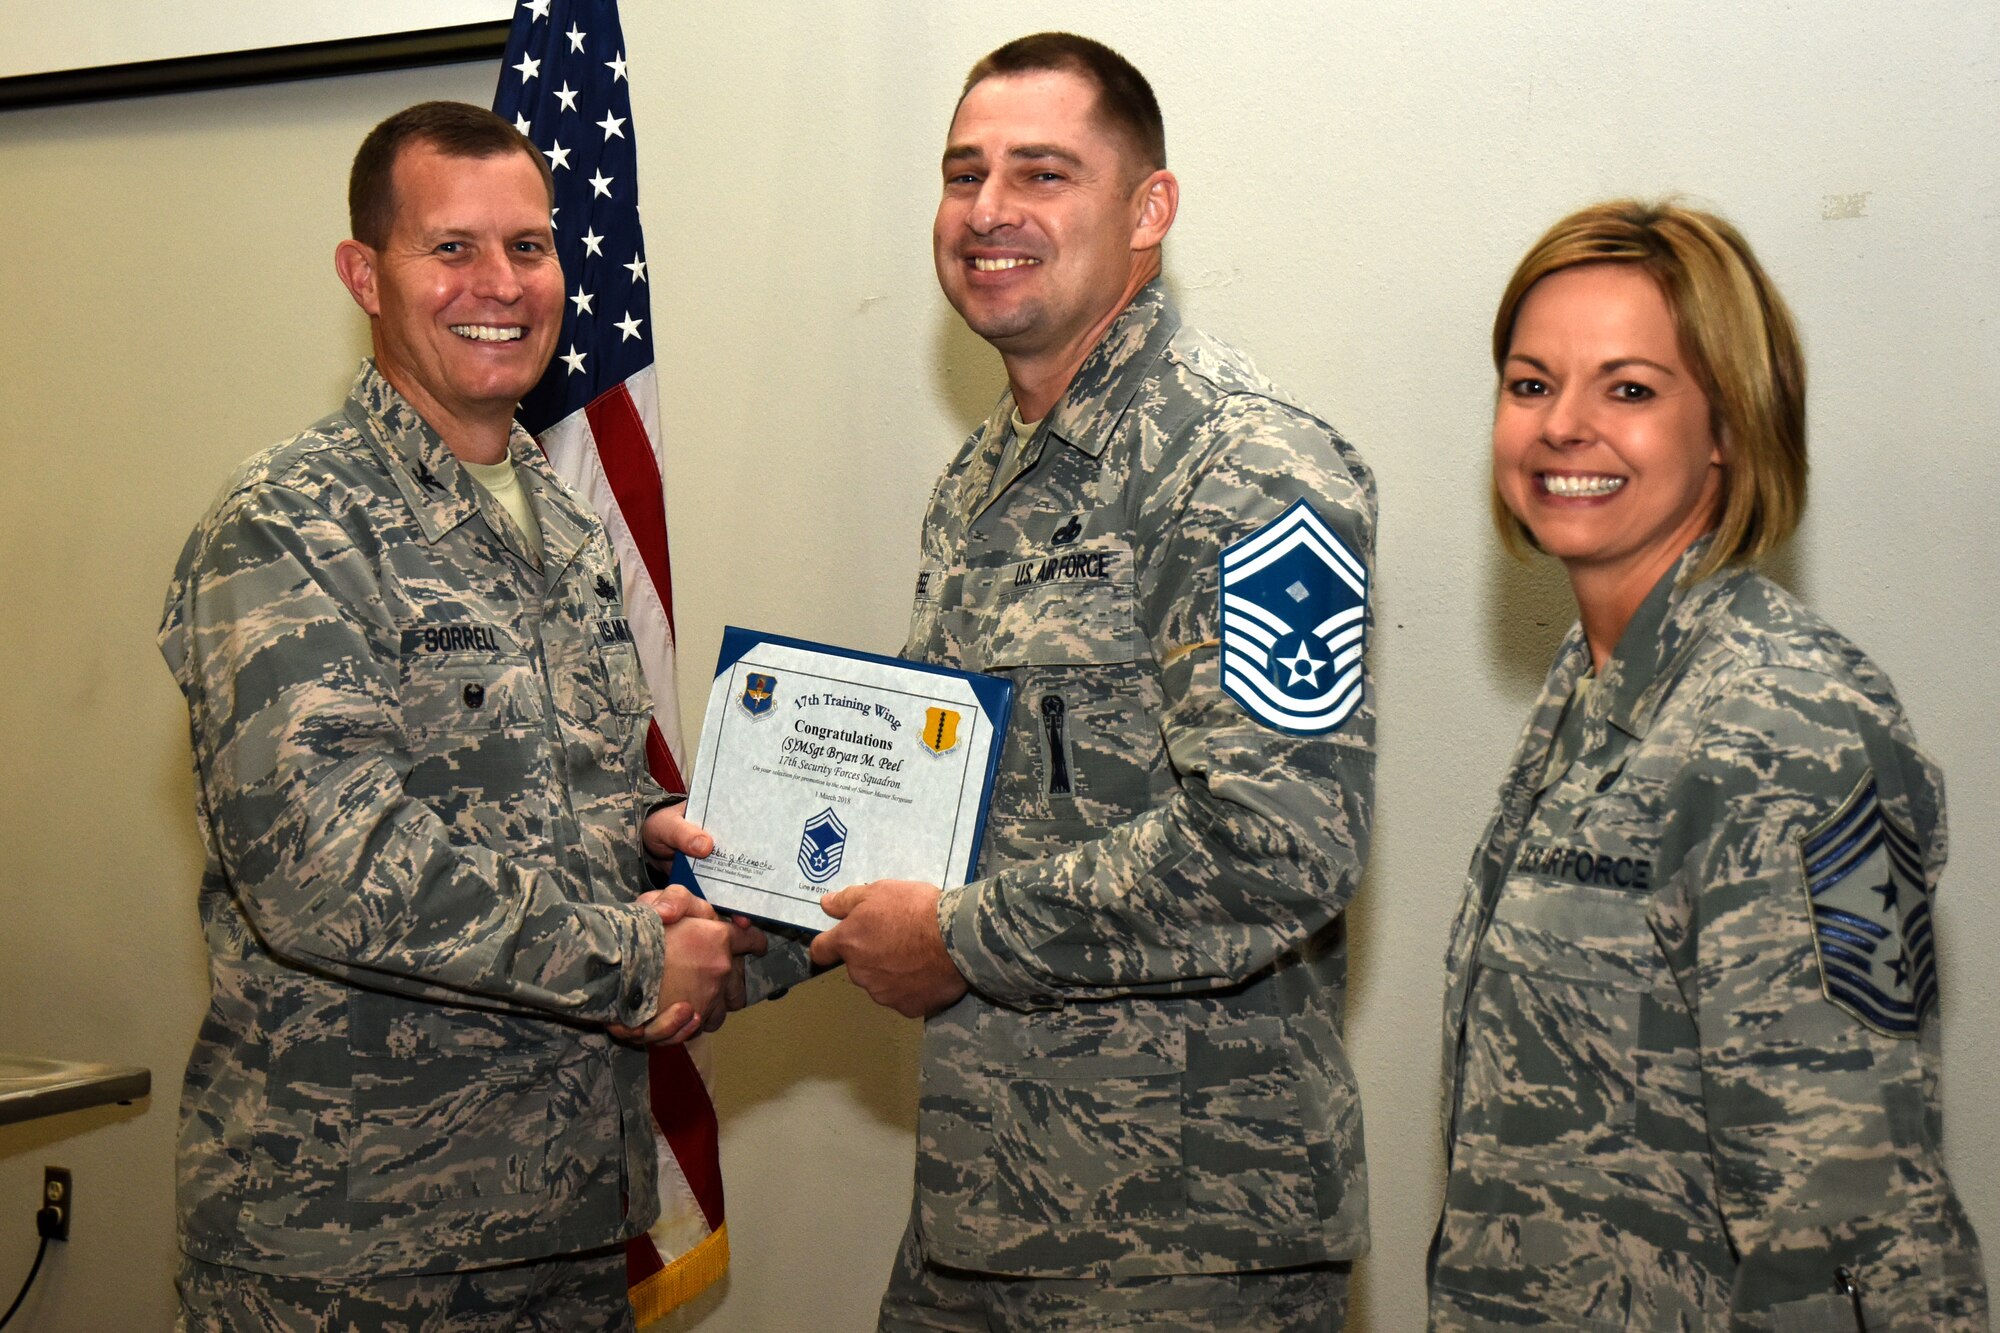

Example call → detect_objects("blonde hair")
1489 200 1807 581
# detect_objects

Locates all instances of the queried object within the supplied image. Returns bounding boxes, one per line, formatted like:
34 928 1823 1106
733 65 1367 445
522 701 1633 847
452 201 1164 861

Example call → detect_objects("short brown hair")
1489 199 1808 581
348 101 554 248
960 32 1165 176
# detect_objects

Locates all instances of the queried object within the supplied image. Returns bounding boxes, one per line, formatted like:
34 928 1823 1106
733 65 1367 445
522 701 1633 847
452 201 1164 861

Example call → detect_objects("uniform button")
463 683 486 709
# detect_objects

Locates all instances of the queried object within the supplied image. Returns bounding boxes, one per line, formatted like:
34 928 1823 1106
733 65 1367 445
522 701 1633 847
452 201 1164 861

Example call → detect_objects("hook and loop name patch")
1219 499 1367 734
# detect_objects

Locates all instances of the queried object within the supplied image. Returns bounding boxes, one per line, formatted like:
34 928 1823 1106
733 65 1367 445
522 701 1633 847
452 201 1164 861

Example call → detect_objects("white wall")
0 4 1992 1330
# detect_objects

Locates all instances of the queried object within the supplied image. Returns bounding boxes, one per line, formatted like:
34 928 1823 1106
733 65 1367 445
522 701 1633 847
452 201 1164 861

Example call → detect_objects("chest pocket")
398 633 549 809
906 563 948 662
1458 875 1664 1159
400 652 544 736
965 543 1160 825
929 538 1142 670
592 617 648 717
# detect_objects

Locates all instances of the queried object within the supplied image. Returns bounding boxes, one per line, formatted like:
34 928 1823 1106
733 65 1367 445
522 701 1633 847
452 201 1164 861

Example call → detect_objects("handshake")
608 882 766 1047
610 801 974 1045
604 800 766 1046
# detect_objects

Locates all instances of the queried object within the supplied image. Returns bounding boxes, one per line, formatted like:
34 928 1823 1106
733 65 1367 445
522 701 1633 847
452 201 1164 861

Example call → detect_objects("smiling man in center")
806 32 1381 1331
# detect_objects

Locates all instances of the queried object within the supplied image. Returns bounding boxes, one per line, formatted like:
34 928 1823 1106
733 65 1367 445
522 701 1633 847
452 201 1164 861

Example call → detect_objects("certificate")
668 626 1012 933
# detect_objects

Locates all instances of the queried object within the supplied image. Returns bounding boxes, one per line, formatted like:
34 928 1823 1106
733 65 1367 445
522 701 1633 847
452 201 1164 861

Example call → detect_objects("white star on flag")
614 312 643 341
544 140 571 171
588 170 614 198
597 111 627 139
512 53 540 82
607 51 628 81
570 288 594 315
560 345 586 375
579 227 604 257
565 24 587 52
624 255 647 283
554 82 579 112
522 0 551 18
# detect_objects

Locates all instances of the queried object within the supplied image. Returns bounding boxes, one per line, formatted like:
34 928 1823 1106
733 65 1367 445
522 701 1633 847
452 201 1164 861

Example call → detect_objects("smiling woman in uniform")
1429 201 1987 1331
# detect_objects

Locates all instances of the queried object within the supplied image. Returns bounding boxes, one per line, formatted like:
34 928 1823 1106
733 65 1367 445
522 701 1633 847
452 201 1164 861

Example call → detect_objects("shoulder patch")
1801 775 1936 1037
1218 499 1367 734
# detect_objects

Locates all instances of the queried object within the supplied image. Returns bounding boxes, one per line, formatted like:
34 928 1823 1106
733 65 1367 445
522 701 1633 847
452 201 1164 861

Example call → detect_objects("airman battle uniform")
882 283 1378 1329
1433 543 1987 1330
160 363 669 1322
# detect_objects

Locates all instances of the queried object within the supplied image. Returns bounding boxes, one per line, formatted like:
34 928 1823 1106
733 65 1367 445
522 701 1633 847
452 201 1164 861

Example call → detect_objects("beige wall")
1 4 1993 1330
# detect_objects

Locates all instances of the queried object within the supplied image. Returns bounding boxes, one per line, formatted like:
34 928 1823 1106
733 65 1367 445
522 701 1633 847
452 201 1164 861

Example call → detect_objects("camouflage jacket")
158 363 669 1278
1433 545 1987 1330
904 283 1377 1277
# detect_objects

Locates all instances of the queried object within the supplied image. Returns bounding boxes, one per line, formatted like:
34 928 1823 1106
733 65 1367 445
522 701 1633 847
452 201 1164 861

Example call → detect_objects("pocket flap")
1479 880 1663 991
974 552 1139 670
978 1006 1185 1078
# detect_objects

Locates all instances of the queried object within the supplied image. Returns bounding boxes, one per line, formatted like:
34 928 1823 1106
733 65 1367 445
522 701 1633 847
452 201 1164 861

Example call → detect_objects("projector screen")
0 1 511 82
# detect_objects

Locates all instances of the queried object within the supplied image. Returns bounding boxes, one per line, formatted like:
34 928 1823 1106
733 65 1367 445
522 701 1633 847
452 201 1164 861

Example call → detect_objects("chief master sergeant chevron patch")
1802 774 1938 1037
1219 498 1367 735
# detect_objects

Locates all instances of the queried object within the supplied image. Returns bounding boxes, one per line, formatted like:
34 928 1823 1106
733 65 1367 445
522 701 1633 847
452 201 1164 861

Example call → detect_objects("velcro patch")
1513 840 1654 891
401 624 510 655
1218 500 1366 734
1802 775 1936 1037
1005 548 1123 589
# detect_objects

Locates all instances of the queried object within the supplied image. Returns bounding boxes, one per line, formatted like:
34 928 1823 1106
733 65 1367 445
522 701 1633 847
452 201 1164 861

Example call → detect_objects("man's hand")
642 800 714 865
610 886 766 1045
809 879 969 1018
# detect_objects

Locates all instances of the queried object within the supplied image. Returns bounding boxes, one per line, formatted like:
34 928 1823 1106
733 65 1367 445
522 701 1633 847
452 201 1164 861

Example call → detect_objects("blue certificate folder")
667 626 1013 934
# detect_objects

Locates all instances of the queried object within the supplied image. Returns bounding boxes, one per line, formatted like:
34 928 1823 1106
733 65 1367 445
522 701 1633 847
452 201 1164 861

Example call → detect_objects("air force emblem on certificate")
921 707 962 756
739 672 777 718
798 807 849 885
1219 499 1367 734
1803 776 1936 1037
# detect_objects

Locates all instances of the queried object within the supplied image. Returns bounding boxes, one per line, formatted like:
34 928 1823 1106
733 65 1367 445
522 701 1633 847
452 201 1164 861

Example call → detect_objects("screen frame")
0 21 509 112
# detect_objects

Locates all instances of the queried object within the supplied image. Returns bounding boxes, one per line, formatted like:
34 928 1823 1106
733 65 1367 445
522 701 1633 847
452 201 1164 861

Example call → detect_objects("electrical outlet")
39 1167 71 1241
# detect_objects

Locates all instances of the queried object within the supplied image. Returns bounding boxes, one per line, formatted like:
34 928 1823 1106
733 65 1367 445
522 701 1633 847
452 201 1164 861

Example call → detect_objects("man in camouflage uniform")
803 33 1377 1331
1434 540 1988 1330
159 102 759 1330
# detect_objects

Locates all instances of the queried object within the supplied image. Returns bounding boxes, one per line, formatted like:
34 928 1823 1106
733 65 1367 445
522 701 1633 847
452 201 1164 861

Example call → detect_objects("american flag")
493 1 729 1320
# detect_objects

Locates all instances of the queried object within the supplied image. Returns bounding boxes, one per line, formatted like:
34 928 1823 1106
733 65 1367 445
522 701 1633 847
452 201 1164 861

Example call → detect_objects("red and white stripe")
536 366 729 1320
538 365 688 795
